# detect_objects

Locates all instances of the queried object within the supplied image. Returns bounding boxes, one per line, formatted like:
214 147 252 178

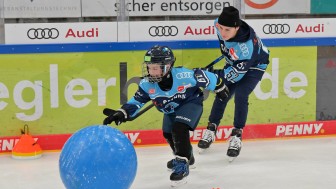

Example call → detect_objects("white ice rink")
1 137 336 189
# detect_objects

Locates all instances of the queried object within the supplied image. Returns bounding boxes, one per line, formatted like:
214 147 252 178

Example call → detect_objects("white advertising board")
81 0 116 17
244 0 310 14
128 18 336 42
81 0 311 17
0 0 4 44
4 18 335 44
5 22 117 44
247 18 334 39
3 0 81 18
2 0 312 18
81 0 234 17
129 20 217 41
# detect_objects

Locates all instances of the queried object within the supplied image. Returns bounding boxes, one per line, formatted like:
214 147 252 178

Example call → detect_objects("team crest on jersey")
177 86 184 92
229 47 239 60
149 88 155 94
153 100 162 107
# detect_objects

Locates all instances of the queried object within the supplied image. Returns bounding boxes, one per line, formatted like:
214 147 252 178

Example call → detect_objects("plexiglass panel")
0 0 4 43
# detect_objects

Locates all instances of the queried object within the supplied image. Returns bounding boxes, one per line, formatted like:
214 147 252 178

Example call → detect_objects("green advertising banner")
0 47 316 136
249 47 317 124
311 0 336 14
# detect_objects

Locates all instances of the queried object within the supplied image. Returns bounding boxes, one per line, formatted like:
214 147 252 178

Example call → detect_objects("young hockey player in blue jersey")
198 6 270 160
103 45 229 186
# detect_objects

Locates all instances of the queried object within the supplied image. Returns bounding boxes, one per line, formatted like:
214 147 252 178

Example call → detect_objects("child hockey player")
103 45 229 186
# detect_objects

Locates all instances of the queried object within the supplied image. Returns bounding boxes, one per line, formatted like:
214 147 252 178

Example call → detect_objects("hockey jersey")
121 67 218 117
214 18 270 85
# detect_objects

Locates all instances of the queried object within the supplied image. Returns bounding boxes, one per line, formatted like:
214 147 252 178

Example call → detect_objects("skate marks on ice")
0 152 65 189
132 137 336 189
170 177 187 188
0 137 335 189
197 147 207 154
132 144 232 189
198 140 237 163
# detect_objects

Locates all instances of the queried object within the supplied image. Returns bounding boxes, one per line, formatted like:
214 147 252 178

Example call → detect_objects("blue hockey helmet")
142 45 175 83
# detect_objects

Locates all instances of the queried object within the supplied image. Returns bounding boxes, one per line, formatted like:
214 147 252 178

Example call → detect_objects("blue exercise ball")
59 125 137 189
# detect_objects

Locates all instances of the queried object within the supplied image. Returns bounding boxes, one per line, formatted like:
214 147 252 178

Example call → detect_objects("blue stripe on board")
0 37 335 54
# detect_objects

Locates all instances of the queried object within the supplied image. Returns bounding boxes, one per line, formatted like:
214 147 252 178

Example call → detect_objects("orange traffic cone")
12 124 42 160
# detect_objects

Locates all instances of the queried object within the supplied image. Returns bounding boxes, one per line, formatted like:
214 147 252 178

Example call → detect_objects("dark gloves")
103 108 128 125
214 78 230 101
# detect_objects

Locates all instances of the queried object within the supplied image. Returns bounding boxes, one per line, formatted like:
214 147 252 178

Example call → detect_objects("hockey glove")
214 78 230 101
103 108 128 126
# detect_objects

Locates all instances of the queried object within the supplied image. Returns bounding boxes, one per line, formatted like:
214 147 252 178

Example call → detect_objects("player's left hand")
214 78 230 101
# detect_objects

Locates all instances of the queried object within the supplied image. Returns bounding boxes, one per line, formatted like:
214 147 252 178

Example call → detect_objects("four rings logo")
263 24 290 34
27 28 59 39
176 72 192 79
149 26 178 37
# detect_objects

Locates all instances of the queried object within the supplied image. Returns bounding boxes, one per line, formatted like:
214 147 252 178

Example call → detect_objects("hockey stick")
203 54 225 70
102 55 226 121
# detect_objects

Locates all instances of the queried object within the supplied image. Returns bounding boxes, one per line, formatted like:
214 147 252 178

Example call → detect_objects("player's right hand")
103 108 127 125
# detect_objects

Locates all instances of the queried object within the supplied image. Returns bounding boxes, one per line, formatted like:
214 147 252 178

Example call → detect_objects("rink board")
1 120 335 153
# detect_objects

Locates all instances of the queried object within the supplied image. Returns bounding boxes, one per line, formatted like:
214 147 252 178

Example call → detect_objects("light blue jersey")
214 18 270 85
121 67 218 117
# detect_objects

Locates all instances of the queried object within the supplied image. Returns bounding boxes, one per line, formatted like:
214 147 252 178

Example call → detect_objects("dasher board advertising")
82 0 310 17
4 18 335 44
0 47 316 137
3 0 81 18
81 0 234 17
5 22 117 44
244 0 310 14
2 0 312 18
129 18 335 42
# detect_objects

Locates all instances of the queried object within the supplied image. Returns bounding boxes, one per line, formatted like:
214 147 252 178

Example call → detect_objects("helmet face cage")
142 45 175 83
142 62 171 83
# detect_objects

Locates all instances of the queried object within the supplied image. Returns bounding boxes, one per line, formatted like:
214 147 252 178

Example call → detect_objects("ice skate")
227 128 242 162
170 156 189 187
167 149 195 171
198 123 217 153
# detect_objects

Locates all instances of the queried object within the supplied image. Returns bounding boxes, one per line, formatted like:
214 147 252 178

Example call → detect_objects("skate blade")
227 156 237 162
170 177 187 187
198 147 208 154
189 164 196 169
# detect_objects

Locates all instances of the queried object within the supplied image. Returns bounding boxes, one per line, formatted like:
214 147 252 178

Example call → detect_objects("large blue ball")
59 125 137 189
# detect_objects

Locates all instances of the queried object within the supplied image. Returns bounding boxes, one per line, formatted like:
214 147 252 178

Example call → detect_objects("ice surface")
0 137 335 189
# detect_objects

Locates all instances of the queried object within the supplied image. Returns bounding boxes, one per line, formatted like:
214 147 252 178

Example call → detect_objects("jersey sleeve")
193 69 217 91
222 39 257 84
214 18 268 84
121 85 151 118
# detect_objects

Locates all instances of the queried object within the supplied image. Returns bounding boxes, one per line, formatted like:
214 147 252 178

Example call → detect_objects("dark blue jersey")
215 18 270 85
121 67 218 117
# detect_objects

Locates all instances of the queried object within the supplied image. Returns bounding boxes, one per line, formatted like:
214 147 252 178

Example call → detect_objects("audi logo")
148 26 178 37
27 28 59 39
263 24 290 34
238 43 249 57
176 72 192 79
